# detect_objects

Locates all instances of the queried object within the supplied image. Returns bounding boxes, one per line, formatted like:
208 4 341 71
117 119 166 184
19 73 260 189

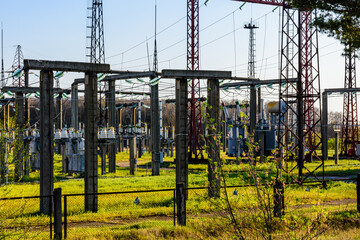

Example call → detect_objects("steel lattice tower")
278 8 322 183
245 21 260 120
233 0 323 183
341 48 358 156
1 25 4 88
87 0 106 127
11 45 25 87
187 0 203 160
245 21 258 79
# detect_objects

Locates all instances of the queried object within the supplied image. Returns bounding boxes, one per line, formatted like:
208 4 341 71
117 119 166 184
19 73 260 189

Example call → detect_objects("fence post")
176 183 186 226
274 179 284 217
357 174 360 213
64 195 67 239
53 188 62 240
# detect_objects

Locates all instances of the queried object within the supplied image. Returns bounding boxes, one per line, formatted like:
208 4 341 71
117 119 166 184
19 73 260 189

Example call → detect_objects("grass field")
1 150 360 239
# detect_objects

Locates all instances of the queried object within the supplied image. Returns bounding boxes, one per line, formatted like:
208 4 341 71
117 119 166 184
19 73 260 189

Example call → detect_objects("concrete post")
175 78 188 195
56 95 62 130
130 136 137 175
100 145 106 175
53 188 62 240
14 92 24 181
260 131 265 163
107 80 116 173
357 174 360 213
84 72 98 212
71 83 79 130
322 92 328 161
40 70 54 215
250 85 257 134
24 68 30 124
176 183 186 226
335 130 340 165
151 82 160 175
273 179 284 217
207 78 221 198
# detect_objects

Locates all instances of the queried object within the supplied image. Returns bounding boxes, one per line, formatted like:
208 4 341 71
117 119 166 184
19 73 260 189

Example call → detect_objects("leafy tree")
292 0 360 51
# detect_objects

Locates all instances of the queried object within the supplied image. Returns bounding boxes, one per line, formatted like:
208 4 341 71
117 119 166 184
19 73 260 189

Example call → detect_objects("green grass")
1 150 360 239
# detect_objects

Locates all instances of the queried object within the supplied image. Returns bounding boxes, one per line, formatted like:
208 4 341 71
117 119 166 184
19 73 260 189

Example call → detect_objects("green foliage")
292 0 360 50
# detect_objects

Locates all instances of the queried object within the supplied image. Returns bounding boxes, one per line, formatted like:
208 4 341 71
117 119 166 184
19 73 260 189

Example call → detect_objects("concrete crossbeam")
24 59 110 73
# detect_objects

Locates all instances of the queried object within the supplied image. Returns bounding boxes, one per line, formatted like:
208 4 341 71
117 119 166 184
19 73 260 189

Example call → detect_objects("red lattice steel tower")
341 48 358 156
187 0 203 160
233 0 322 183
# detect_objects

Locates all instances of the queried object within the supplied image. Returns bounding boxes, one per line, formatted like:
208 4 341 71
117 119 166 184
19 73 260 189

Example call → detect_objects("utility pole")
1 23 4 88
245 20 259 125
151 2 160 175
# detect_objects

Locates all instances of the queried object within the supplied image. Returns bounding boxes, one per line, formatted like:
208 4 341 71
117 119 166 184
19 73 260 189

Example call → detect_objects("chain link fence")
0 195 53 239
63 189 176 238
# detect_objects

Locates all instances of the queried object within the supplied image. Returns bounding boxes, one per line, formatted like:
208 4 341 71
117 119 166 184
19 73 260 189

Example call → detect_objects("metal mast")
233 0 323 183
87 0 106 126
187 0 203 160
11 45 25 87
245 21 260 120
245 20 258 79
1 24 4 88
278 7 322 183
341 48 358 156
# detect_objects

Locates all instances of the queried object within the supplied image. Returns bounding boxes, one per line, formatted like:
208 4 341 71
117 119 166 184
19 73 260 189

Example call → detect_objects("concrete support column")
71 83 79 130
107 80 116 173
322 92 328 161
151 82 160 175
84 72 98 212
24 69 29 123
207 78 221 198
335 130 340 165
39 70 54 215
53 188 62 240
250 85 257 134
56 95 62 130
176 78 188 225
130 136 137 175
14 92 24 181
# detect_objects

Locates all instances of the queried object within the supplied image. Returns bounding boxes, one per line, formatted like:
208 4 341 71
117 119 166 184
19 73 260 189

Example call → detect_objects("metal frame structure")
187 0 203 160
341 48 358 156
87 0 106 127
233 0 323 183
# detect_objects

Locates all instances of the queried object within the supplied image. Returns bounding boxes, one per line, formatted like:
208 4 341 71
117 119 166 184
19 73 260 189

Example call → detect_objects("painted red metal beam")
232 0 285 7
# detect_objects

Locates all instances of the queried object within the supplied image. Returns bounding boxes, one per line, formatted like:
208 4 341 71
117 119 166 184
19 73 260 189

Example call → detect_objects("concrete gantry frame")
322 88 360 161
72 71 156 174
23 59 110 214
162 69 231 225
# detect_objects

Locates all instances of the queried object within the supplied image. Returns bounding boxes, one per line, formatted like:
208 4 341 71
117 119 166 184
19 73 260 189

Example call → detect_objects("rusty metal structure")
341 48 358 156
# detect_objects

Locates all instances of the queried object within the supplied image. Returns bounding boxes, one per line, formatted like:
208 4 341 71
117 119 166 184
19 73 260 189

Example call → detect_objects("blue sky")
0 0 349 112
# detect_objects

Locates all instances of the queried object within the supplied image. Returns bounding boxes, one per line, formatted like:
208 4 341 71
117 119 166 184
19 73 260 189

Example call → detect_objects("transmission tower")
245 21 258 79
244 21 260 121
1 24 4 88
341 48 358 156
278 8 322 183
187 0 203 161
11 45 25 87
87 0 106 127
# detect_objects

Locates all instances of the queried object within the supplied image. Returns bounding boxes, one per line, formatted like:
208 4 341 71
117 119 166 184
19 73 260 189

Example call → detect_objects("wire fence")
0 177 358 239
63 189 176 239
0 195 53 239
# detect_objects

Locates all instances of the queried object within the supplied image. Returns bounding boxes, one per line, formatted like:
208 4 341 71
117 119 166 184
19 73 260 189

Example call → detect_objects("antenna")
153 1 158 72
1 23 4 88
